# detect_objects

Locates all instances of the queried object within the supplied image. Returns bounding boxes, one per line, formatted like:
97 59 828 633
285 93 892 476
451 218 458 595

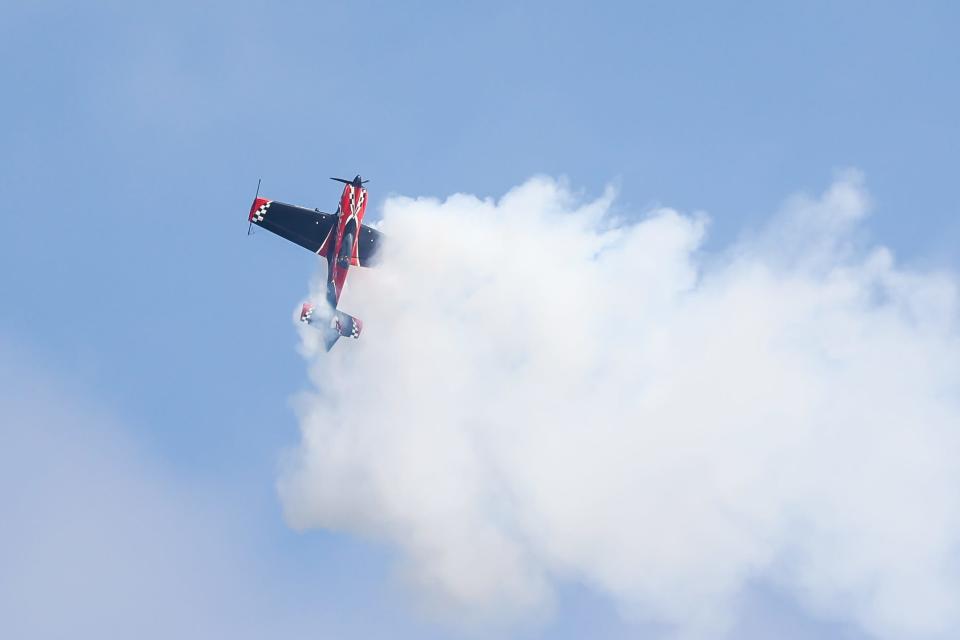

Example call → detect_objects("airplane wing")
357 223 383 266
249 198 336 256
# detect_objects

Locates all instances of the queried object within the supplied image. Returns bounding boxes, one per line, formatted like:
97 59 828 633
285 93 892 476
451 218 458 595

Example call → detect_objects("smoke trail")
279 173 960 639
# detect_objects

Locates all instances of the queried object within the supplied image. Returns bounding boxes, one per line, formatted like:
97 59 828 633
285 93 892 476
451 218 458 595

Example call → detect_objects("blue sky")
1 2 957 638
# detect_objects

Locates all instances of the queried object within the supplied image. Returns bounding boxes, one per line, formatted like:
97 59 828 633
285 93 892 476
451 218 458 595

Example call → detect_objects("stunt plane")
248 175 382 350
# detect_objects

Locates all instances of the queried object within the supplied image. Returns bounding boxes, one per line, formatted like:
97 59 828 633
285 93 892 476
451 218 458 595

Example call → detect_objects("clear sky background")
1 2 958 638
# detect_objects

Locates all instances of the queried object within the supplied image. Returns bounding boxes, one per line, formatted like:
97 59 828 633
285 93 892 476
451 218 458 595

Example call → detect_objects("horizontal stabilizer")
300 302 363 351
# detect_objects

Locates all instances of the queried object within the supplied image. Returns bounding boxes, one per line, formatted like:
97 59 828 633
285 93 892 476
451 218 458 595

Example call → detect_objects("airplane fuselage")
324 180 368 309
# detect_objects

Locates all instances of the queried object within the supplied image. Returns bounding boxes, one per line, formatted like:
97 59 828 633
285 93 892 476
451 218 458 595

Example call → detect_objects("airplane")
248 174 383 350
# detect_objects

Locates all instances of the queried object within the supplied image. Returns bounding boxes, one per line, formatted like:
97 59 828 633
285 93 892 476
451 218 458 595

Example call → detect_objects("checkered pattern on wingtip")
252 201 271 223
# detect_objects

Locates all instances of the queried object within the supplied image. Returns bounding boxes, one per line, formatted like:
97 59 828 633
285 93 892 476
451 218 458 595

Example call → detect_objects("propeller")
330 175 369 187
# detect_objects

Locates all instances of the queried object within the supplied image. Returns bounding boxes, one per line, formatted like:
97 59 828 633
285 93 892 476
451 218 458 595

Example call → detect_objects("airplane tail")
300 302 363 351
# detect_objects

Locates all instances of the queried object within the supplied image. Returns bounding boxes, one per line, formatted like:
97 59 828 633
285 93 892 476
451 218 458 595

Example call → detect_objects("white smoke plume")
279 173 960 639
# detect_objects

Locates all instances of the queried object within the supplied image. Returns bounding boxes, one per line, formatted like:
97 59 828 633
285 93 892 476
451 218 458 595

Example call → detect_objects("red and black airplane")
248 175 382 350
